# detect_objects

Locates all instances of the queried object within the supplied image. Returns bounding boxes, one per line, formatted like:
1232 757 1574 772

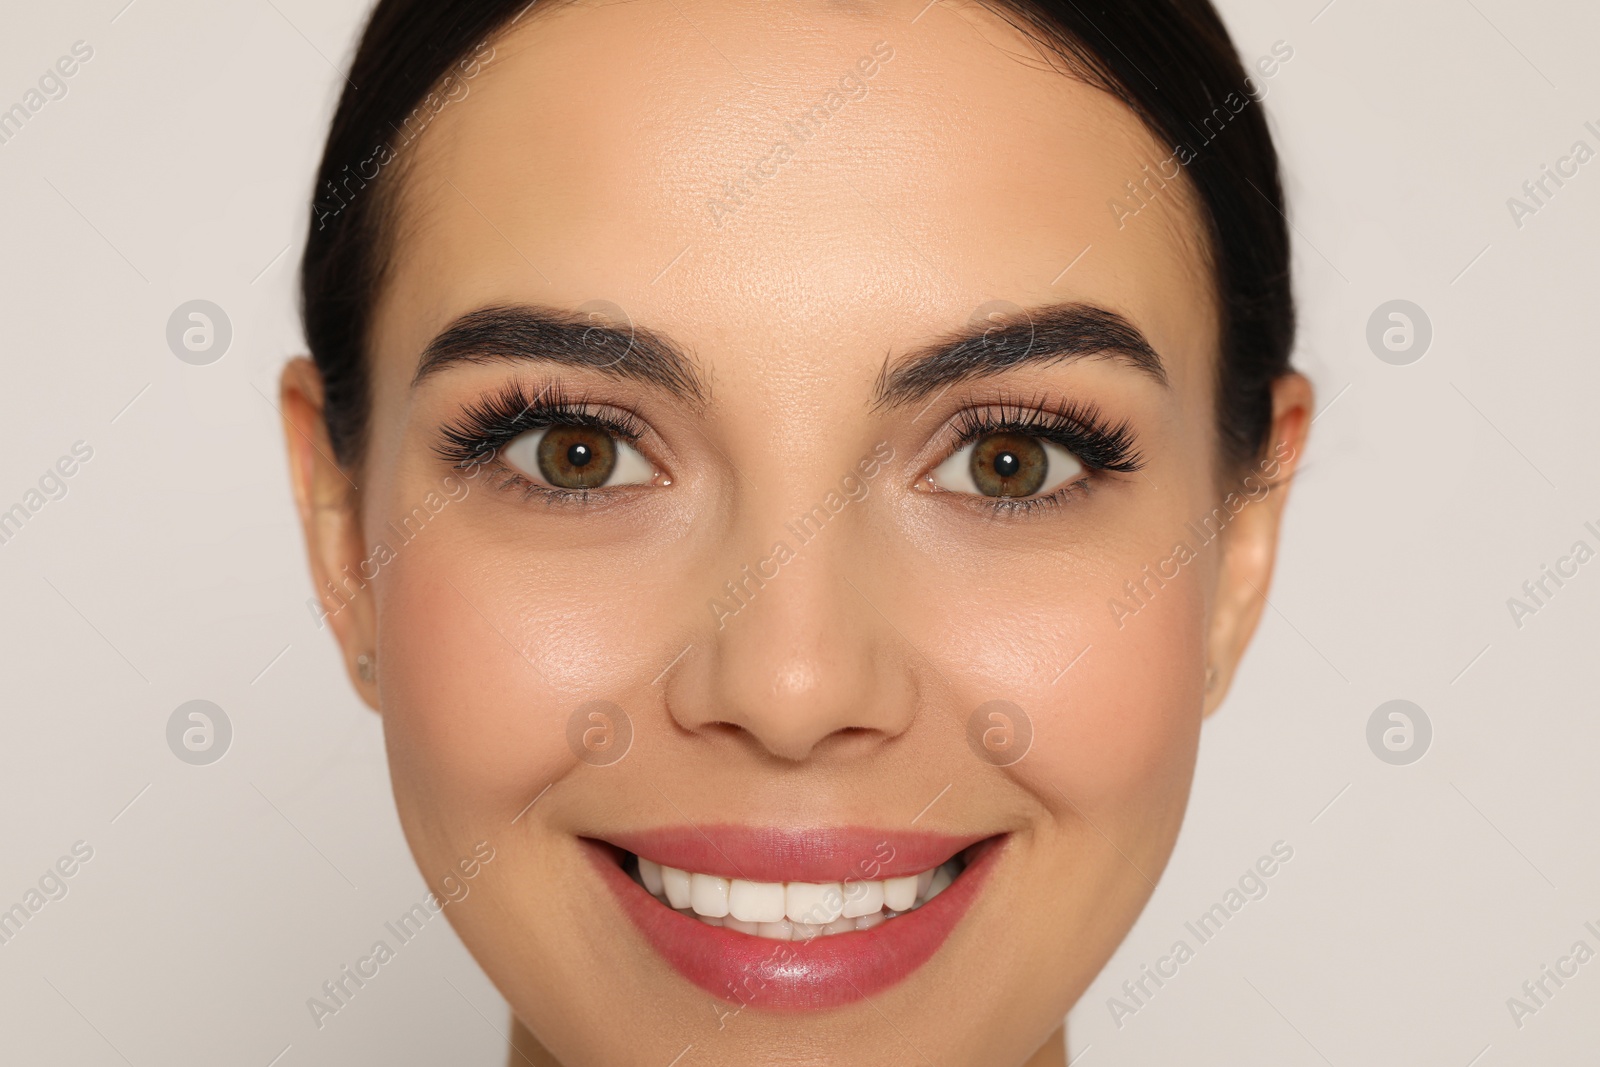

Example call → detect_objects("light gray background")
2 1 1596 1064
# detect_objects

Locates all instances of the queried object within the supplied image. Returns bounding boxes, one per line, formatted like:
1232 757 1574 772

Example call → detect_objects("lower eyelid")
983 477 1093 513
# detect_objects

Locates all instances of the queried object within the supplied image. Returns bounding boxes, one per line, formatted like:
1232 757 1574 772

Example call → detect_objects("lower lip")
585 838 1001 1012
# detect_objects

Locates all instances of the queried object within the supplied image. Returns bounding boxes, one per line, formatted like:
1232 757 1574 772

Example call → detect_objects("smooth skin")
282 1 1311 1063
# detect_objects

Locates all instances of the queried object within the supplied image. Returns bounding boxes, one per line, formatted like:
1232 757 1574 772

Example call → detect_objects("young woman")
281 0 1312 1062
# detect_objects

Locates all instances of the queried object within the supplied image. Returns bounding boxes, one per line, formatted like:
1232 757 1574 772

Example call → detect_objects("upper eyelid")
932 401 1143 471
492 399 645 437
436 384 655 456
531 406 643 440
945 397 1122 435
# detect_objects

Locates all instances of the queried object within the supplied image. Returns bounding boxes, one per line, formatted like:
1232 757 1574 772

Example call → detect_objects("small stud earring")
357 652 376 683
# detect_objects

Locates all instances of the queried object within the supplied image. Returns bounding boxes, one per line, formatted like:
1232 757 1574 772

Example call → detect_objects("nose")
667 517 919 763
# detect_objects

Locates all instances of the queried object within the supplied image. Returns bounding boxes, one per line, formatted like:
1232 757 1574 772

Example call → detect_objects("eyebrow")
412 304 709 404
873 302 1169 408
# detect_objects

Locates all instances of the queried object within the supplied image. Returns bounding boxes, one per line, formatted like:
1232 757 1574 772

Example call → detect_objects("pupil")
992 451 1020 478
567 443 592 467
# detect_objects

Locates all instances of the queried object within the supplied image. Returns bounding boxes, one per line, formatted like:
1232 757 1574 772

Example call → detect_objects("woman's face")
285 1 1308 1063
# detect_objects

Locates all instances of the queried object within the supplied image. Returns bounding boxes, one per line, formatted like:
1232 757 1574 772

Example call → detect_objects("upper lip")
596 825 991 883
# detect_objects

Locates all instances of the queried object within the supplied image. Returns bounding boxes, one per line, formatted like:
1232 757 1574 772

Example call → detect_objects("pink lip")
600 825 986 882
584 829 1003 1011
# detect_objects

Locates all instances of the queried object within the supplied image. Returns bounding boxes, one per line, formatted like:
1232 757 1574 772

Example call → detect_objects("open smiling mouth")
628 849 965 936
583 829 1005 1011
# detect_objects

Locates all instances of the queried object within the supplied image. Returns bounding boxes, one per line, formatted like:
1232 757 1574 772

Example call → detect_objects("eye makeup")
437 380 647 464
434 379 661 504
434 378 1144 515
941 395 1144 476
918 393 1145 515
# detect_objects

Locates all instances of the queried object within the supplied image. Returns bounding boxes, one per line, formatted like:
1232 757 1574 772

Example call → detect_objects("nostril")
682 716 879 763
823 726 881 750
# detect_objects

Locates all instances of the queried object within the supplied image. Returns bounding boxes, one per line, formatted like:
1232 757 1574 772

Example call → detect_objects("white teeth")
689 872 731 917
662 866 692 909
884 875 918 912
729 879 787 923
638 857 664 897
786 882 845 924
841 879 885 918
636 855 970 941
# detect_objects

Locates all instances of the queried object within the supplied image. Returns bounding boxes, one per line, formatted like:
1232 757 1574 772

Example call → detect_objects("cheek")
924 550 1206 818
1023 577 1206 810
373 536 652 818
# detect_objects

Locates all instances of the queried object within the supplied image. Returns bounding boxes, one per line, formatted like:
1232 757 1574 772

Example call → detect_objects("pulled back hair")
301 0 1294 470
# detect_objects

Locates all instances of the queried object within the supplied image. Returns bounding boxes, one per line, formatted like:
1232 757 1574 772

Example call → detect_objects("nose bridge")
673 465 916 762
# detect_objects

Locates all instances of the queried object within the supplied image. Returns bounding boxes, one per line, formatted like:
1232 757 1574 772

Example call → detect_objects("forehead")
372 0 1216 394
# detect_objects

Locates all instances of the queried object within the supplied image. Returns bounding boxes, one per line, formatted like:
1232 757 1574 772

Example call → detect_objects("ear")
280 357 381 711
1201 372 1313 717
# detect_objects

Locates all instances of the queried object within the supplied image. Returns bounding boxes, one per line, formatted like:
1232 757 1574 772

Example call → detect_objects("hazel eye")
929 431 1085 499
501 425 656 491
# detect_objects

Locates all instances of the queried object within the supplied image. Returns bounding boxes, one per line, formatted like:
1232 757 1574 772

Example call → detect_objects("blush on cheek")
1013 571 1206 817
375 556 612 814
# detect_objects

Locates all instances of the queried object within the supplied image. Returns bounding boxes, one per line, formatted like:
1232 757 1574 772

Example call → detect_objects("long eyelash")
948 395 1145 474
434 380 646 472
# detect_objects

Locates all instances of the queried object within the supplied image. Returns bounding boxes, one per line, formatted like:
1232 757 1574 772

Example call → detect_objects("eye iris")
537 427 616 489
970 432 1046 497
